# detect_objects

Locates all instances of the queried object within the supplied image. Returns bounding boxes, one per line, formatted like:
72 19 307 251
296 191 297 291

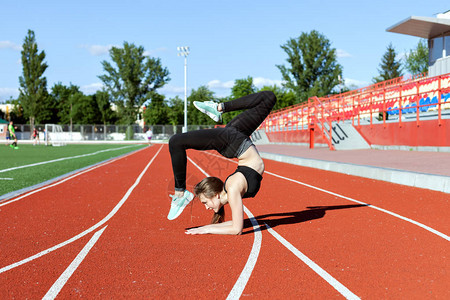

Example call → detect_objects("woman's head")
194 176 223 198
194 177 225 224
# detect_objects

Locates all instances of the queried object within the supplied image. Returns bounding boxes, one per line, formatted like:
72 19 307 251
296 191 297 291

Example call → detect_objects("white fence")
1 124 215 143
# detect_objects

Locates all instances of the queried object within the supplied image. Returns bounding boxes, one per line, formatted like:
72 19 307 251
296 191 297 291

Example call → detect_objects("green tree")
6 98 27 124
71 93 102 124
277 30 343 102
167 96 184 126
94 90 116 125
373 43 403 83
99 42 170 125
221 77 256 124
18 29 49 127
188 86 217 125
404 39 429 75
230 76 256 99
143 93 169 125
50 83 80 125
258 85 297 111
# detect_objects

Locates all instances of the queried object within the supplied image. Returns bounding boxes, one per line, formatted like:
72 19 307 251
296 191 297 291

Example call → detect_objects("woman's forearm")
185 221 242 235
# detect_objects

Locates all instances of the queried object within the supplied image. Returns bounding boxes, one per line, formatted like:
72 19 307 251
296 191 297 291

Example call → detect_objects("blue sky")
0 0 448 103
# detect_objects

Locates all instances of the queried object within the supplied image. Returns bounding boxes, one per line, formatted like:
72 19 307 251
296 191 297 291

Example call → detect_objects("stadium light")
177 46 190 133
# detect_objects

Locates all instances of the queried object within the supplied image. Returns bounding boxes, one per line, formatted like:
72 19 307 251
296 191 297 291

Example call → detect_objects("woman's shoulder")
225 171 247 194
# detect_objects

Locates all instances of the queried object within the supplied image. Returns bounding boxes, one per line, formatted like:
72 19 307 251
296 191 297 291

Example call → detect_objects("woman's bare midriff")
237 145 264 175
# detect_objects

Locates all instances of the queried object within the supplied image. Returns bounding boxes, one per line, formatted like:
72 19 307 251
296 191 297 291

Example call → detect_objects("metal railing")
263 72 450 148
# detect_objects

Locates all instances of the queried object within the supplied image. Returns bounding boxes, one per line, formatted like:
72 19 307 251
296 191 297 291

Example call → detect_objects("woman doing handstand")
168 91 276 235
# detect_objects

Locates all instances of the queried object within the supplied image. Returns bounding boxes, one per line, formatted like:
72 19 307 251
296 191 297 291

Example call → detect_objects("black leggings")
169 91 276 191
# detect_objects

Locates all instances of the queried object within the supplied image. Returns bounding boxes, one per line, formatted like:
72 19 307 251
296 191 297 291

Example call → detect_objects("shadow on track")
242 204 369 235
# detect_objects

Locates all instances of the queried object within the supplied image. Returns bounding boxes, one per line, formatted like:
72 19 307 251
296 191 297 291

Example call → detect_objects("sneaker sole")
167 193 194 220
193 102 220 122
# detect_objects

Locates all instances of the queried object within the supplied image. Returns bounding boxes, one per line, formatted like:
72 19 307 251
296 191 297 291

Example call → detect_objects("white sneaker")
193 101 222 122
167 190 194 220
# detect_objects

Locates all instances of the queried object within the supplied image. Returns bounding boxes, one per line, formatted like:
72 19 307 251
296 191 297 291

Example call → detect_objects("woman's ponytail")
211 206 225 224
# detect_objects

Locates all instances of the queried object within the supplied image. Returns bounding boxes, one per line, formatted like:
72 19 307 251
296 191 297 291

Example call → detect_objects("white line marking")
265 171 450 241
0 145 163 274
0 178 13 180
226 207 262 300
203 151 450 241
187 157 262 300
0 145 138 174
0 147 144 208
42 226 108 300
265 223 360 300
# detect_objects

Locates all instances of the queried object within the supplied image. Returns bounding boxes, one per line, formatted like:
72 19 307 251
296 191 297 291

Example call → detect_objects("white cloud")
80 44 117 56
336 49 351 58
0 41 21 51
160 84 185 94
253 77 283 88
80 82 104 95
207 79 234 90
397 52 407 61
343 78 369 89
144 47 168 57
0 87 19 102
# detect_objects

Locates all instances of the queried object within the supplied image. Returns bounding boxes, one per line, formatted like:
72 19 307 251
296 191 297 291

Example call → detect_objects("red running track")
0 145 448 299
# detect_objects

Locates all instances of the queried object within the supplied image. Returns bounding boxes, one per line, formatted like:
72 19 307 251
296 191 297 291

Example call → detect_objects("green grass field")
0 143 148 197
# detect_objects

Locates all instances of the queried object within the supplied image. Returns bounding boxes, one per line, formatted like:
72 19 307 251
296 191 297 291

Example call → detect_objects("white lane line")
0 145 138 174
265 223 360 300
226 207 262 300
203 151 450 241
265 171 450 242
42 226 108 300
0 145 163 274
187 157 262 300
0 178 13 180
0 146 144 208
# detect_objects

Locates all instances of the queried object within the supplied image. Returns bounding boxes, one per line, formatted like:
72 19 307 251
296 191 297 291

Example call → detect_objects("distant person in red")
32 127 40 146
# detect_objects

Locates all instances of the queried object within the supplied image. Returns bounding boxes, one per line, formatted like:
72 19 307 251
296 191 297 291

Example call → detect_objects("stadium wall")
356 118 450 148
266 129 327 146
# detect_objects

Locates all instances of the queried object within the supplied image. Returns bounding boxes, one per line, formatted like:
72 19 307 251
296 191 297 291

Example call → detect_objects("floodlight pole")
177 46 190 133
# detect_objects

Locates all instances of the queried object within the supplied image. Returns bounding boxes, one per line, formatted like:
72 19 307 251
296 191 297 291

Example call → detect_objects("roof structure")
386 14 450 39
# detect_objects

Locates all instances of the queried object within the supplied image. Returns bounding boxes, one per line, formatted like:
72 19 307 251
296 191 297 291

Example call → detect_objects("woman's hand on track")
185 227 208 235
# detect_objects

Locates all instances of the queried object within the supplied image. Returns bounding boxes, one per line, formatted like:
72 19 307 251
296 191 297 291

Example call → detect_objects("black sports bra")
224 166 263 198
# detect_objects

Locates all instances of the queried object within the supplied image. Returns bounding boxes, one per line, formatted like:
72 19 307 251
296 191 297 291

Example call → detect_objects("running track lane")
0 146 161 298
0 145 448 298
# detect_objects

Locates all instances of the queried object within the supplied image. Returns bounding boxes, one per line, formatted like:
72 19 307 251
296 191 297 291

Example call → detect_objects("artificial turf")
0 143 147 197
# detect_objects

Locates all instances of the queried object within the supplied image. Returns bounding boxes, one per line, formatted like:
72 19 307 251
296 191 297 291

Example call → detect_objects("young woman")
168 91 276 235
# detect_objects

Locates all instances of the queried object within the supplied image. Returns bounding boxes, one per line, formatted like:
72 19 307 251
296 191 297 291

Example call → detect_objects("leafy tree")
277 30 343 102
143 93 169 125
167 96 184 126
94 90 117 125
188 86 217 125
50 83 80 125
230 76 256 99
221 77 256 124
258 85 297 111
404 39 428 75
373 43 403 83
18 29 49 127
6 98 27 124
99 42 170 125
36 94 59 124
71 93 102 124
